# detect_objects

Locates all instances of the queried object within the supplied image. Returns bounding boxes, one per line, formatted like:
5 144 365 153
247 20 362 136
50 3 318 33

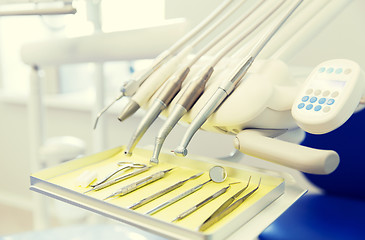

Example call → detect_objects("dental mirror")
209 166 227 183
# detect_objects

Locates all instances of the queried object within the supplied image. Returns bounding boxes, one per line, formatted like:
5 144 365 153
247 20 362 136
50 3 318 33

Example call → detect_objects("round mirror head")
209 166 227 183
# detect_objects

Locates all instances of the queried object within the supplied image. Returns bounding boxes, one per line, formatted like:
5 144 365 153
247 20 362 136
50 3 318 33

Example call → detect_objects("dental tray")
30 146 305 240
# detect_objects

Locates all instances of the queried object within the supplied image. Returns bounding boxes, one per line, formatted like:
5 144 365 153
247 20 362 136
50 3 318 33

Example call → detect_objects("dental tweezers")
199 178 260 231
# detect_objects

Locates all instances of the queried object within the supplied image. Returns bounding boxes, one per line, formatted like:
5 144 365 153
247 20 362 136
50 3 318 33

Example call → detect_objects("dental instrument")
117 0 252 124
172 182 240 222
174 0 304 157
92 0 234 129
199 178 260 231
129 172 204 210
103 168 174 200
90 162 146 188
84 165 152 193
146 166 226 215
123 0 266 156
151 0 284 163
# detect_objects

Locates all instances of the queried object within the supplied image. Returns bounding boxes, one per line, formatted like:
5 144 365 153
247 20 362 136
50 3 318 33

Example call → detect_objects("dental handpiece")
129 172 203 210
103 168 173 200
93 0 233 129
151 0 283 163
174 0 304 157
85 166 151 193
124 0 265 156
117 0 251 123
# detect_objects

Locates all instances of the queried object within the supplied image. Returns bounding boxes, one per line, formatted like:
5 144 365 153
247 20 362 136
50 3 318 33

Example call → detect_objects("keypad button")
331 91 339 98
344 68 352 75
323 106 331 112
298 103 305 109
306 89 313 95
335 68 343 74
323 90 330 97
302 96 309 102
318 67 325 73
327 67 334 73
318 98 326 104
314 105 322 111
314 89 322 96
327 99 335 105
310 97 317 103
306 104 313 110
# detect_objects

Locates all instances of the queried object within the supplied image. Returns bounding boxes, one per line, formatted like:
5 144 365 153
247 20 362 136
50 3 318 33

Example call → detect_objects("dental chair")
259 108 365 240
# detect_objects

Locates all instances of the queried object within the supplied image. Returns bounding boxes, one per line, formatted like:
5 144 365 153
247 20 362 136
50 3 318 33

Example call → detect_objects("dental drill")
150 0 285 163
174 0 304 157
123 0 266 156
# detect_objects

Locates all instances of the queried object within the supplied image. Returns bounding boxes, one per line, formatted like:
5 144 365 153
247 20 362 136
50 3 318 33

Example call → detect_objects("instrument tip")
150 157 159 164
173 146 188 157
118 100 140 122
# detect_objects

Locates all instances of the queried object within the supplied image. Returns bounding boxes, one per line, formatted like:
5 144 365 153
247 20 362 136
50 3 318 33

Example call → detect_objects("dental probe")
174 0 303 157
93 0 234 129
84 166 152 193
103 168 174 200
129 172 203 210
151 0 284 163
172 182 239 222
123 0 264 156
146 166 227 215
117 0 250 123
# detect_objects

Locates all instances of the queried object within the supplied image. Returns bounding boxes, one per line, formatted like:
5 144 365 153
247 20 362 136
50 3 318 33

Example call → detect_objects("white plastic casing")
292 59 365 134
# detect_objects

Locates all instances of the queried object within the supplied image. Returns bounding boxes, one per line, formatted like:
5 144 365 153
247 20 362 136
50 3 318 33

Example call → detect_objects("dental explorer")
93 0 234 129
174 0 304 157
123 0 263 156
117 0 250 123
172 182 240 222
151 0 284 163
103 168 174 200
146 166 226 215
199 178 260 231
84 166 152 193
129 172 203 210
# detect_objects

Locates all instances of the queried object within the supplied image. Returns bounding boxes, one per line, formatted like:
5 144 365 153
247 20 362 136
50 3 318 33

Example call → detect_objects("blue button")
335 68 343 74
318 98 326 104
302 96 309 102
306 104 313 110
327 67 334 73
314 105 322 111
318 67 325 73
298 103 305 109
327 99 335 105
310 97 317 103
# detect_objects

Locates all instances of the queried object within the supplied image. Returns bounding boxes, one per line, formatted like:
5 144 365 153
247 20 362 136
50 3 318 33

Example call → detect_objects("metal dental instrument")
174 0 304 157
129 172 204 210
172 182 240 222
103 168 174 200
123 0 264 156
199 178 261 232
146 166 226 215
90 162 146 188
151 0 284 163
92 0 234 129
117 0 250 123
84 165 152 193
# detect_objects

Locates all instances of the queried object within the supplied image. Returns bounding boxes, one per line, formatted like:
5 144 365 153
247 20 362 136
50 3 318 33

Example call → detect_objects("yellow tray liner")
46 147 283 234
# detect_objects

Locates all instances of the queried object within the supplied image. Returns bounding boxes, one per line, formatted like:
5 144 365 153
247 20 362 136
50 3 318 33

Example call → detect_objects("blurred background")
0 0 364 238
